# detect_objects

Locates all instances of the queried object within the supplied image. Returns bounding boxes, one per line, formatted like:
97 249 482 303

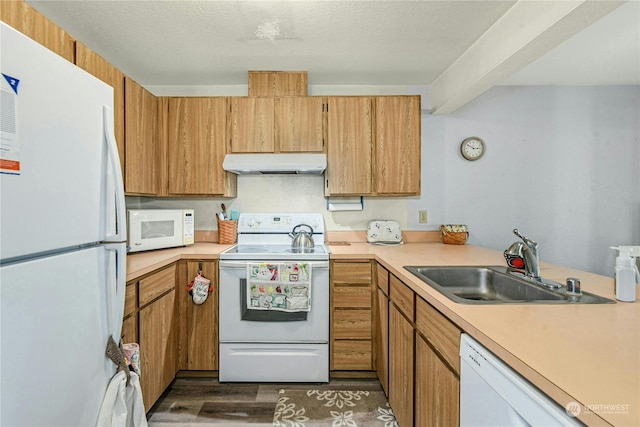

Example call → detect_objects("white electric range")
218 213 330 382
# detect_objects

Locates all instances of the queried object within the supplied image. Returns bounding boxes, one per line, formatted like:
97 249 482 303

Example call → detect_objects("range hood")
222 153 327 175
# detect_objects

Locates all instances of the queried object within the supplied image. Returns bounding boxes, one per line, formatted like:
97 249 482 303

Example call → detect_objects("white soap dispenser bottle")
610 246 640 302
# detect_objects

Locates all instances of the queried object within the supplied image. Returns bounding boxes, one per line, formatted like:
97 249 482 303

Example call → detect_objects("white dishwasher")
460 334 584 426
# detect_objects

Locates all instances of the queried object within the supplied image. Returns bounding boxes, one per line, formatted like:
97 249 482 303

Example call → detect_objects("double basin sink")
404 266 615 304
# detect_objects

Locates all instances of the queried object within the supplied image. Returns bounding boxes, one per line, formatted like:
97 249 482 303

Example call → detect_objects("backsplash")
125 174 414 232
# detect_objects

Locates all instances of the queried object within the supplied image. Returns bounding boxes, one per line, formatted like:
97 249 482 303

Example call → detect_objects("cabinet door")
375 287 389 396
179 261 218 371
121 314 137 344
415 334 460 427
121 282 137 343
275 97 324 152
375 96 421 195
389 303 414 427
326 97 373 195
75 42 126 178
139 289 176 411
1 1 75 62
167 97 230 195
125 78 158 195
230 97 275 152
248 71 308 97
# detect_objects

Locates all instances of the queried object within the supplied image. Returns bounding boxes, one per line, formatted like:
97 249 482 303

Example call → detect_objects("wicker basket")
440 224 469 245
218 219 238 244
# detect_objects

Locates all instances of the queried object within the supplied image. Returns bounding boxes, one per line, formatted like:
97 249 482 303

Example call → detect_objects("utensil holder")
441 224 469 245
218 219 238 244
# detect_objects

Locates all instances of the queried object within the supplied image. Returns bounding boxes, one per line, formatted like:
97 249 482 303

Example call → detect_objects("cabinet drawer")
390 275 414 320
415 297 461 374
333 262 372 283
138 264 176 307
333 309 371 339
376 263 389 295
332 340 372 370
121 314 137 344
124 282 137 317
333 285 371 308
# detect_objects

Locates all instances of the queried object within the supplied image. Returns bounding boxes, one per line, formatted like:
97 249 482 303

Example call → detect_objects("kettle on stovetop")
289 224 315 251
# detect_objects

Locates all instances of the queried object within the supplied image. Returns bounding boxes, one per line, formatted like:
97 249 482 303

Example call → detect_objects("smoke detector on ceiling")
255 20 281 42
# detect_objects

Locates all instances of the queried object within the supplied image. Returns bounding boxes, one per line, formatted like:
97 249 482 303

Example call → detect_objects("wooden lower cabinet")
124 264 178 412
177 260 218 371
124 259 221 412
330 260 373 371
415 297 461 426
139 288 177 411
388 303 414 427
374 263 390 396
121 281 138 343
384 271 461 427
415 334 460 426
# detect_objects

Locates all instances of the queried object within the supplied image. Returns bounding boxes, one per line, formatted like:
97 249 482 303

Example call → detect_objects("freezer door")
0 23 120 261
0 245 123 426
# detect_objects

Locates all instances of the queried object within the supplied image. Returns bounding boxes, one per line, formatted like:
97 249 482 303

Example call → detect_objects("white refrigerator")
1 22 128 425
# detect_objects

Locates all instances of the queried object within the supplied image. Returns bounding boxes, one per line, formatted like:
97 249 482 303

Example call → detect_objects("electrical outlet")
419 210 428 223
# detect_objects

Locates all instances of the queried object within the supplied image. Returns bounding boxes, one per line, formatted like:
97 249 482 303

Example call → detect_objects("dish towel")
97 370 147 427
247 262 312 312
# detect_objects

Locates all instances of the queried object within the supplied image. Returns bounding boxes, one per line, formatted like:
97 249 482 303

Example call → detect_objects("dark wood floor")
146 377 385 426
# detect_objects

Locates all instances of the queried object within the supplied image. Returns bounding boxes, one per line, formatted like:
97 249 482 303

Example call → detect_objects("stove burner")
221 213 329 261
287 247 317 254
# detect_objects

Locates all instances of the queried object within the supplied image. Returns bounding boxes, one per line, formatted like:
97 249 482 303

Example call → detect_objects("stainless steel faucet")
510 229 561 289
513 229 541 279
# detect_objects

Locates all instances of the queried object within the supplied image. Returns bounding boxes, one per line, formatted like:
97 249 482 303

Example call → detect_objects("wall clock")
460 136 486 161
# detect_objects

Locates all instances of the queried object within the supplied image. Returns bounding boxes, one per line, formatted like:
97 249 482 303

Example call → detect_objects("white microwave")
127 209 195 253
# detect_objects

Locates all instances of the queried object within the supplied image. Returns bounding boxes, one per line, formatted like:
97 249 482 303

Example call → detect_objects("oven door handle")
219 260 329 269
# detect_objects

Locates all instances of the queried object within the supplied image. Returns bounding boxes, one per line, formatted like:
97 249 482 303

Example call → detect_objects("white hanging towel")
97 370 148 427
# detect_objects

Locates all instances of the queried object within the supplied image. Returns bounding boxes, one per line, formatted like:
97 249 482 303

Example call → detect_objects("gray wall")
128 84 640 276
415 85 639 277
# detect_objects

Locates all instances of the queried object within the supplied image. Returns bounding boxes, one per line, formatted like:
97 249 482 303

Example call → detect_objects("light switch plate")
419 210 428 223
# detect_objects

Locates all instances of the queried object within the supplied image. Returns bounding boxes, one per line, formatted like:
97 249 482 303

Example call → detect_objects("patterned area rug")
273 389 398 426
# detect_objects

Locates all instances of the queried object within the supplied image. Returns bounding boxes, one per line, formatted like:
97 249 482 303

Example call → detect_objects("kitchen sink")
403 266 615 304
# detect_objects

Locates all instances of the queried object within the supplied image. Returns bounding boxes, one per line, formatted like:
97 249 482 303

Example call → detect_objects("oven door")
218 259 329 343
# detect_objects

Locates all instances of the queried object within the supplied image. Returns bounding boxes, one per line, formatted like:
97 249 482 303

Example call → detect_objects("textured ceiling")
27 0 639 88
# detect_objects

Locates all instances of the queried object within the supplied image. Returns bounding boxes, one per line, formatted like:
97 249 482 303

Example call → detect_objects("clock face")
460 137 485 161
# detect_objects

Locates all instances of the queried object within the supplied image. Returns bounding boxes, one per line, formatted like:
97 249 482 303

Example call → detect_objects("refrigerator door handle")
103 105 127 243
105 242 127 341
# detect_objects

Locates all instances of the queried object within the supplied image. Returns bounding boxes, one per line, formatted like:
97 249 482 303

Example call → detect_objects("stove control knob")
248 218 256 227
256 216 263 224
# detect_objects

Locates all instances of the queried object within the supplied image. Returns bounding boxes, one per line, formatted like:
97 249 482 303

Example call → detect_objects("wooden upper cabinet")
125 78 158 195
326 97 373 196
75 42 126 177
275 97 324 152
248 71 307 97
1 0 75 62
375 96 421 195
167 97 234 196
229 97 275 153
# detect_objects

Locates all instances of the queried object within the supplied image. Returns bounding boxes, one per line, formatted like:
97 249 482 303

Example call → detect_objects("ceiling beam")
429 0 626 115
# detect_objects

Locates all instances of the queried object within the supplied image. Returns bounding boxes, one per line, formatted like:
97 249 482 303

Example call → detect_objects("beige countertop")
128 242 639 426
126 243 233 281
